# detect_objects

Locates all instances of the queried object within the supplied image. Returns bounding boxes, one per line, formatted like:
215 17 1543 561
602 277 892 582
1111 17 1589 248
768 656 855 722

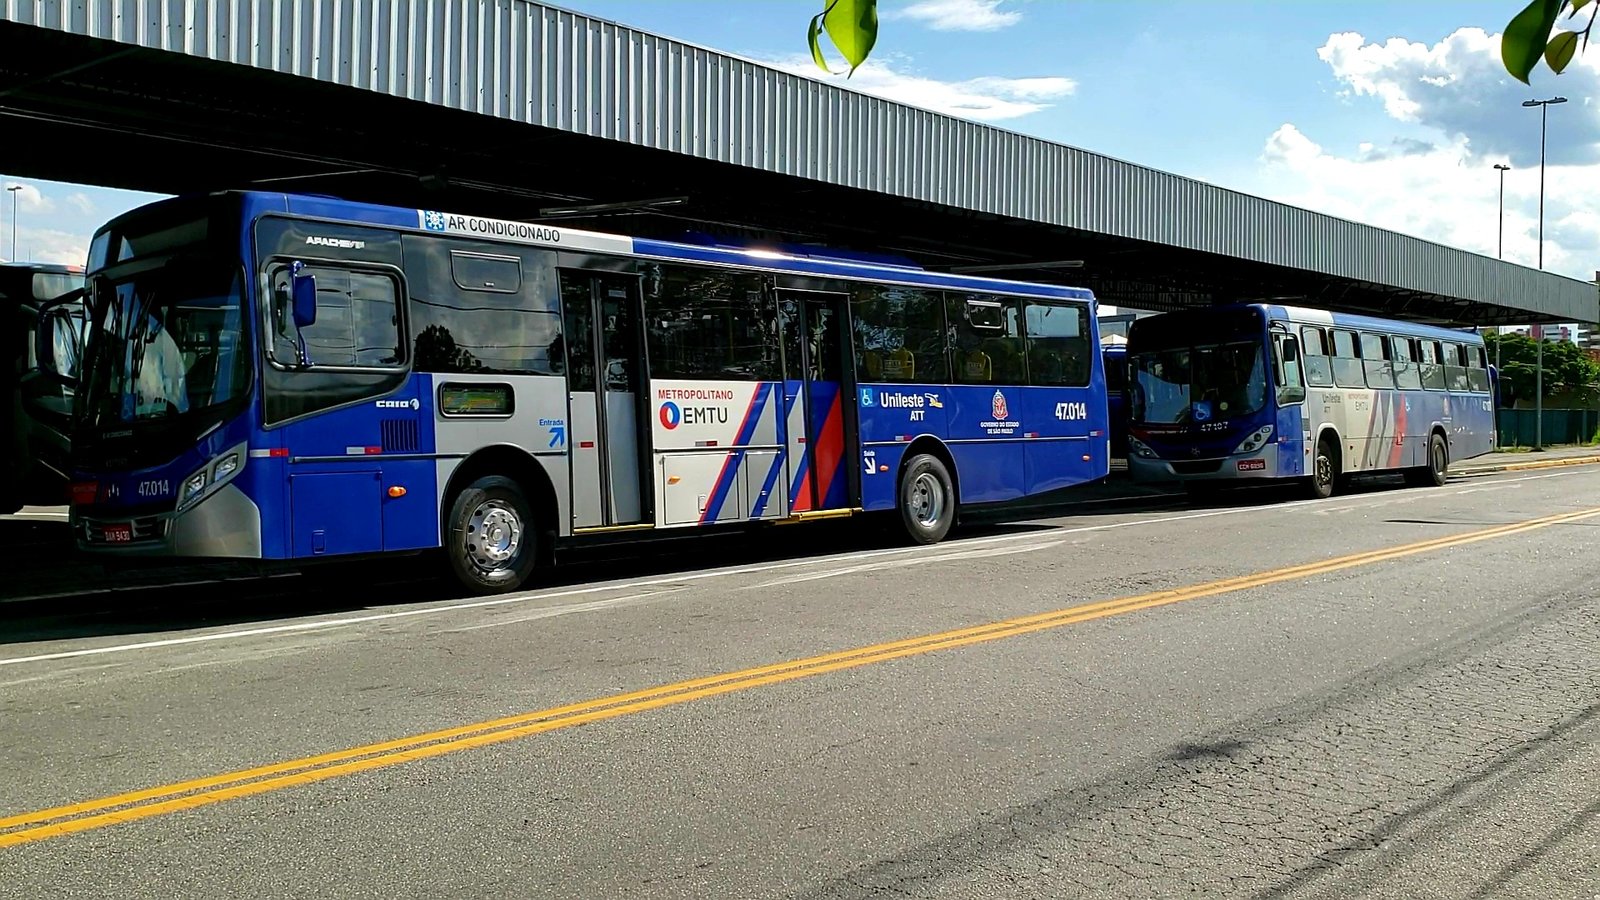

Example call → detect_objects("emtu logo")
659 401 681 430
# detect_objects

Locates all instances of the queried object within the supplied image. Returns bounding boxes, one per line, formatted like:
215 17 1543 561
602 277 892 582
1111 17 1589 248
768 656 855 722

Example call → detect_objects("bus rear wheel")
898 453 955 544
446 475 538 594
1406 433 1449 488
1306 437 1338 500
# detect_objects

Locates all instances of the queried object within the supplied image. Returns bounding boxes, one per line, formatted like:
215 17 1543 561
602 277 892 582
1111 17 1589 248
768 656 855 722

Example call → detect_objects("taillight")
68 482 98 505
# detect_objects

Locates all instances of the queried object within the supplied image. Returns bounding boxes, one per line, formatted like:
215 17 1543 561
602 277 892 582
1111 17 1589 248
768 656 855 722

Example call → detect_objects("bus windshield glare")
1132 341 1267 424
79 258 250 429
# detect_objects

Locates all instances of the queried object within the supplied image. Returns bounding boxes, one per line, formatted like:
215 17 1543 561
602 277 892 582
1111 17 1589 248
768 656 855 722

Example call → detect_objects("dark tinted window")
1419 340 1446 390
1023 301 1091 387
1445 342 1470 391
949 293 1025 385
407 240 562 375
644 264 779 381
270 264 404 369
850 285 947 384
450 251 521 294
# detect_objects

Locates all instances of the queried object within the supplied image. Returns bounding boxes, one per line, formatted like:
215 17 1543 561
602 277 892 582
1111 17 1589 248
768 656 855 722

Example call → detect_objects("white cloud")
890 0 1022 32
1237 28 1600 286
1317 28 1600 166
0 224 87 266
1 181 54 215
66 192 96 216
1255 122 1598 282
767 55 1074 121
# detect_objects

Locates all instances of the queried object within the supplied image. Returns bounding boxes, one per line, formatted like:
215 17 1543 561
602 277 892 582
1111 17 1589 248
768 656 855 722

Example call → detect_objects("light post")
1493 163 1510 377
1522 96 1566 452
5 185 19 262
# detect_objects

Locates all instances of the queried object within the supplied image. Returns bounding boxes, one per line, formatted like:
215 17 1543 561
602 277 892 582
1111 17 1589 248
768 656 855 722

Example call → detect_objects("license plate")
1237 459 1267 472
101 524 133 543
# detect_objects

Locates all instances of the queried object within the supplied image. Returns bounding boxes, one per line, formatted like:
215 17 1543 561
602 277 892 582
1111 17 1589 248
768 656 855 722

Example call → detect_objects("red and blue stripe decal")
699 383 773 524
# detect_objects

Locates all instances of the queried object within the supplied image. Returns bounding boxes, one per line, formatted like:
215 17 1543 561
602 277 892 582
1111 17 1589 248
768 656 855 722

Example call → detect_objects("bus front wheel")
898 453 956 544
445 475 538 594
1306 438 1338 500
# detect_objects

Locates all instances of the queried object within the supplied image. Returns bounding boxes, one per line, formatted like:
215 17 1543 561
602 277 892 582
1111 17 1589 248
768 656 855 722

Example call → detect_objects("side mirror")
1282 340 1300 363
291 262 318 329
33 291 86 387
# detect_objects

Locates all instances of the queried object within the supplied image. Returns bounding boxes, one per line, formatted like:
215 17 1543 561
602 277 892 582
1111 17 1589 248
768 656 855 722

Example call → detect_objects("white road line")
441 588 687 634
0 467 1587 669
748 541 1065 591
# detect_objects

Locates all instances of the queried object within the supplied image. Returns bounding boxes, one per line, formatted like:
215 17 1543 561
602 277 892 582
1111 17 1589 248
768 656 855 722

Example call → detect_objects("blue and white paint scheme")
1124 304 1494 492
63 191 1109 583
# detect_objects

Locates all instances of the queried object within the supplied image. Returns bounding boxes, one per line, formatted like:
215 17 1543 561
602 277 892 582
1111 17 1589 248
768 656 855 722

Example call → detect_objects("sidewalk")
1451 444 1600 476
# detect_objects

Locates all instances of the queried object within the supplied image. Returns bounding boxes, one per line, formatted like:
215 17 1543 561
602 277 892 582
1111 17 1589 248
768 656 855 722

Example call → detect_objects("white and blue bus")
41 191 1109 593
1124 304 1495 499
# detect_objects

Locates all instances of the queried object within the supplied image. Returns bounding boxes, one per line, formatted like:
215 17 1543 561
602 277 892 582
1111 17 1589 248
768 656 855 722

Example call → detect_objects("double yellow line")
4 505 1597 850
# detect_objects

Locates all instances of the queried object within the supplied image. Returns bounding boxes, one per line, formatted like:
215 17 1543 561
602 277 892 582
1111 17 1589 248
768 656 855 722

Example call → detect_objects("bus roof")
98 190 1095 303
1129 302 1486 345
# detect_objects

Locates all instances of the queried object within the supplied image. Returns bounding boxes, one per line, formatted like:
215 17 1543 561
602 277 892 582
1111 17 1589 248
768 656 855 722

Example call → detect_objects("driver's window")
270 264 406 369
1273 332 1306 403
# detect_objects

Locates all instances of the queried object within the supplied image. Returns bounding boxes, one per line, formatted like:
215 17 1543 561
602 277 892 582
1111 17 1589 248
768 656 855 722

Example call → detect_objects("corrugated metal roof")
2 0 1594 321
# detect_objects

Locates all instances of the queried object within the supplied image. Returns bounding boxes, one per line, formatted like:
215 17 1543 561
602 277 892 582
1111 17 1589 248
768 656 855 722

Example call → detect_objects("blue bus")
1124 304 1495 499
1101 342 1127 458
40 191 1109 593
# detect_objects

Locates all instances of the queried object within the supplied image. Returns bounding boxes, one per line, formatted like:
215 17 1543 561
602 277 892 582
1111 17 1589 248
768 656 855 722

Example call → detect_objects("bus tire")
445 475 538 594
898 453 956 544
1306 436 1338 500
1408 433 1449 487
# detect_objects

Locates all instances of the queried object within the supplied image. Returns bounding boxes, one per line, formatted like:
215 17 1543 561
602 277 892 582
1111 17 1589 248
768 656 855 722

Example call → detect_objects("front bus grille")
1171 460 1225 475
80 515 169 545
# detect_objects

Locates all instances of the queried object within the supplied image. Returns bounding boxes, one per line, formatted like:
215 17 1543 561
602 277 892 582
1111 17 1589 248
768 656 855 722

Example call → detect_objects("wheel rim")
465 500 523 575
909 471 945 528
1315 451 1333 489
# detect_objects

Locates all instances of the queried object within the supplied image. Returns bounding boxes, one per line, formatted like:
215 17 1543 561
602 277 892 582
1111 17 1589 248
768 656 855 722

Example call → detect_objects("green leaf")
1502 0 1567 83
822 0 878 76
1546 29 1581 72
1573 0 1592 12
807 10 833 74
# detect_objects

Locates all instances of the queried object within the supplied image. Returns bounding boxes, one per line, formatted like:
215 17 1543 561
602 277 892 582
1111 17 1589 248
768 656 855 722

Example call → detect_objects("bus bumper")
71 484 264 559
1127 447 1283 484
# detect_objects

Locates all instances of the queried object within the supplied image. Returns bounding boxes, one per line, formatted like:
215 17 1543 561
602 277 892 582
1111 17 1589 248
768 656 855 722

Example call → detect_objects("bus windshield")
1132 341 1267 424
79 258 250 430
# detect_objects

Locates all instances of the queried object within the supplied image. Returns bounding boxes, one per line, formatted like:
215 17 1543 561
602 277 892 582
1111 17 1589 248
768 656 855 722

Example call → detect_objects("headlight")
212 453 240 481
1128 436 1159 459
1234 425 1274 455
181 470 208 506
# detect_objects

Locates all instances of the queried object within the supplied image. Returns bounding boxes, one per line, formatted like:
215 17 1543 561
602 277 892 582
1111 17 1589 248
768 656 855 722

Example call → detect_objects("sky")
3 0 1597 287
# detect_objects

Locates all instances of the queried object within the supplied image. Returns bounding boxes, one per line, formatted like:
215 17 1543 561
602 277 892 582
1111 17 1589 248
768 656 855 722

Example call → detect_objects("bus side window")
1331 329 1364 389
1393 337 1424 390
1361 333 1395 389
1299 326 1333 387
1445 343 1471 392
1467 345 1490 393
1272 332 1306 403
849 286 945 385
1419 340 1446 390
1023 301 1090 387
947 293 1024 385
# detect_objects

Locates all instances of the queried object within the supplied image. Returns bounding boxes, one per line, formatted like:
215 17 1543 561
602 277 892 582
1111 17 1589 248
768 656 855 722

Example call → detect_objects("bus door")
780 289 856 512
560 272 646 529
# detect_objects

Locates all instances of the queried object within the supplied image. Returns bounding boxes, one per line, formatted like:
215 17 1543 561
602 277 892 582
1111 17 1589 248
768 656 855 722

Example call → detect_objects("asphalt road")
2 467 1598 898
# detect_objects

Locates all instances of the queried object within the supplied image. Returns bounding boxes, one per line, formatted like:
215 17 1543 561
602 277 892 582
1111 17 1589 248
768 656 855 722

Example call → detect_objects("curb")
1450 454 1600 477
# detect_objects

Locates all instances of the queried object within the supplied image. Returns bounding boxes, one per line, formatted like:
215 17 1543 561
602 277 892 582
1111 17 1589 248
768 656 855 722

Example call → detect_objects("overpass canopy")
1 0 1594 326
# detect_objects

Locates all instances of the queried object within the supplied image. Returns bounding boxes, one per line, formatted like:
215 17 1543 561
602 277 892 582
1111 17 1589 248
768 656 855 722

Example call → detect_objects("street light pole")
5 185 19 262
1522 97 1566 452
1493 163 1510 377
